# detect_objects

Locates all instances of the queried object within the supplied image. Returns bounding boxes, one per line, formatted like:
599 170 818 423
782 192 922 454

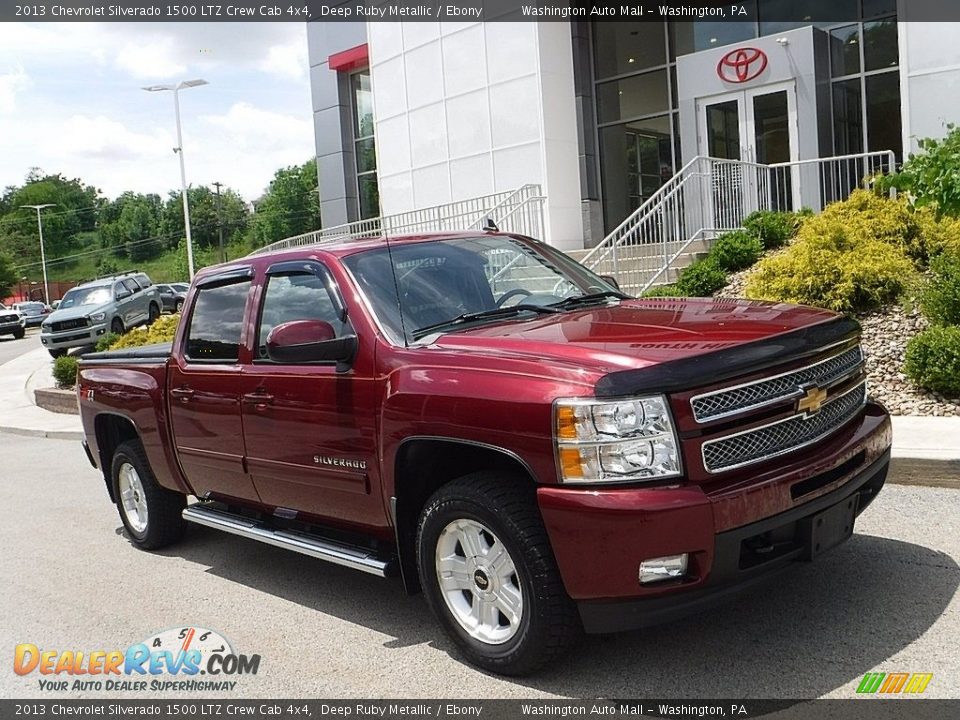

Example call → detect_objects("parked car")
0 304 26 340
12 301 50 328
155 283 189 313
77 232 891 675
40 272 161 358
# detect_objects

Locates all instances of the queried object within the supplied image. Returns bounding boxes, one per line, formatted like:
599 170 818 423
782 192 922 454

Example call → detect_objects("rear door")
239 260 384 529
167 268 261 503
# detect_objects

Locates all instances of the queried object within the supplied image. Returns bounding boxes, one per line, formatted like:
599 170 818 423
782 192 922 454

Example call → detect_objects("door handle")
242 391 274 411
170 387 195 403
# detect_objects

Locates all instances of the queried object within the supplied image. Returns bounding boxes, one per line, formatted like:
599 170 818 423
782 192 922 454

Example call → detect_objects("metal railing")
249 184 544 256
582 151 896 294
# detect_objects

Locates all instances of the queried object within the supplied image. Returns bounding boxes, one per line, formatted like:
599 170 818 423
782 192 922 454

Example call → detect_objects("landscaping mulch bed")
717 271 960 417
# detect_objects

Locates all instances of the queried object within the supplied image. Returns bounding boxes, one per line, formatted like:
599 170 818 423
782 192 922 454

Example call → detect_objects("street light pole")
21 203 56 304
142 79 208 279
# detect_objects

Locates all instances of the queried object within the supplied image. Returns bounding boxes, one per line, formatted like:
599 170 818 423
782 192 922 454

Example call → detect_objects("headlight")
554 396 682 483
89 312 105 322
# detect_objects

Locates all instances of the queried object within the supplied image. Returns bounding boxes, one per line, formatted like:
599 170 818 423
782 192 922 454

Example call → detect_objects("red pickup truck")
78 231 891 675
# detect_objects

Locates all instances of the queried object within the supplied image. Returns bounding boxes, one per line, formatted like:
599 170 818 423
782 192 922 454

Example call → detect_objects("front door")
240 260 383 530
167 269 261 503
698 82 800 211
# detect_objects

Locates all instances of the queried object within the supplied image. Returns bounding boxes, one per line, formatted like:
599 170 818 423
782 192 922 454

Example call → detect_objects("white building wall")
367 22 584 250
898 19 960 154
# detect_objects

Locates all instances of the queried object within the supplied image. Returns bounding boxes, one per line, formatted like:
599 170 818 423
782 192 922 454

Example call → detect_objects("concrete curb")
889 457 960 489
34 387 79 415
0 425 83 441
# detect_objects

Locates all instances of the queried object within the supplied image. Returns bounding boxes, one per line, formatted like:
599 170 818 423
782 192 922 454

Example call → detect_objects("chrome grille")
0 314 18 323
691 345 863 423
51 318 89 333
702 382 866 473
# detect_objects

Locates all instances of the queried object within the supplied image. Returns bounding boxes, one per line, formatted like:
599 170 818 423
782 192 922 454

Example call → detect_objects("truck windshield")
342 235 625 344
59 287 111 309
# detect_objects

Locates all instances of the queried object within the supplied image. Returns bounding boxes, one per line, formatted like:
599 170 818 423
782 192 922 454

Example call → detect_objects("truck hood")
430 298 842 375
44 304 109 325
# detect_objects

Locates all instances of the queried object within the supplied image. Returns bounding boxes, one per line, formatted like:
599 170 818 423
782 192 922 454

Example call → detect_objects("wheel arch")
94 413 141 502
391 436 539 595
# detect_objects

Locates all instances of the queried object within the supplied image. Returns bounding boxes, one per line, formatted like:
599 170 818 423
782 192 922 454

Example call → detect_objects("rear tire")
111 318 124 335
416 472 581 675
147 303 160 324
112 440 186 550
175 299 184 313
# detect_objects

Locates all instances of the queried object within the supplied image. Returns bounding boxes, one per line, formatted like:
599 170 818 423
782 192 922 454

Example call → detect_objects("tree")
248 159 321 248
160 186 249 252
878 124 960 218
0 252 16 299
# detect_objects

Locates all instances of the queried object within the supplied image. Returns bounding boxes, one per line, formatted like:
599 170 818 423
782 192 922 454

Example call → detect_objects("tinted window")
256 271 341 360
122 279 141 294
135 273 152 289
186 281 250 362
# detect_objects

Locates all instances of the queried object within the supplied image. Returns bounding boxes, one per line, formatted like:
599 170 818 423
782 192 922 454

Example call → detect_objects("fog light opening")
639 553 688 584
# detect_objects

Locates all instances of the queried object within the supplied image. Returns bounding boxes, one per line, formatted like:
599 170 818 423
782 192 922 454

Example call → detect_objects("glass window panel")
862 0 896 18
670 20 757 58
830 25 861 77
599 115 672 233
832 78 863 154
759 0 857 35
358 174 380 220
186 281 250 362
257 271 340 359
753 91 791 164
596 70 669 124
355 137 377 174
352 71 374 139
863 20 898 71
593 22 666 79
670 65 678 110
705 100 741 160
866 72 902 158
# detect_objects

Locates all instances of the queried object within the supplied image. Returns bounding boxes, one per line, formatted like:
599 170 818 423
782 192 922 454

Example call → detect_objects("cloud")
0 65 28 114
47 115 174 163
258 42 308 80
115 37 188 79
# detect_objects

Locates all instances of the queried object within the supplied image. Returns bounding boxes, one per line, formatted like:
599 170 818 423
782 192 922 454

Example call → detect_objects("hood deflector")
595 316 861 398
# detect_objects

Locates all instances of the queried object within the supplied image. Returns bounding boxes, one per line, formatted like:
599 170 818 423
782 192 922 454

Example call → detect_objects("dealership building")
307 3 960 250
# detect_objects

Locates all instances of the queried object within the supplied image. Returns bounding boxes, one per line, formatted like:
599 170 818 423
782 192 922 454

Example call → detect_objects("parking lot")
1 431 958 700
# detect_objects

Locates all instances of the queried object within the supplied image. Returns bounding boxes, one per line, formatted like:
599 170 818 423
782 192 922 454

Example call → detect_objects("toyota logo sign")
717 47 768 83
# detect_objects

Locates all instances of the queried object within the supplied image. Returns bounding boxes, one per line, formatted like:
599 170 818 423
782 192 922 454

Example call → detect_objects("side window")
186 281 251 362
256 270 342 360
135 273 152 289
114 282 128 299
122 278 141 294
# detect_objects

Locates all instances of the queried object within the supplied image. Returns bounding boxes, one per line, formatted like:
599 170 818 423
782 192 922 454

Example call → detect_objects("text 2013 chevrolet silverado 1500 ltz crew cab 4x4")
77 231 892 675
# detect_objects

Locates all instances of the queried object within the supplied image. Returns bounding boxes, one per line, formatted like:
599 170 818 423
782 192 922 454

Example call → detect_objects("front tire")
13 327 24 339
111 317 124 335
416 472 581 675
48 348 66 359
112 440 186 550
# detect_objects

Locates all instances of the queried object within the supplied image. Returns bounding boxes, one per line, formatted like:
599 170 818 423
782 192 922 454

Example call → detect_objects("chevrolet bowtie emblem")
797 386 828 415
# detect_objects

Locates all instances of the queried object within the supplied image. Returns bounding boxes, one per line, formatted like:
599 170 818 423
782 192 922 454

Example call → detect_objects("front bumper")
537 402 891 633
41 322 108 350
0 320 24 334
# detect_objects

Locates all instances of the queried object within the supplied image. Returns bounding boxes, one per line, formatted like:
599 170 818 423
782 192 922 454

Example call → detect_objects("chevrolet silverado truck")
77 231 892 675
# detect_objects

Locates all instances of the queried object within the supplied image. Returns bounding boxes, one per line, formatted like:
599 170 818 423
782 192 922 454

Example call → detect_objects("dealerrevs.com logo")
13 626 261 692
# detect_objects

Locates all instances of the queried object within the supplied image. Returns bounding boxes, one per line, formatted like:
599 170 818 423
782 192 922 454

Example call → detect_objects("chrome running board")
182 504 395 577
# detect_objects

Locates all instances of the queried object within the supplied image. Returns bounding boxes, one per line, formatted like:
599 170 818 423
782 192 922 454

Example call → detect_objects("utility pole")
21 203 56 304
212 181 225 263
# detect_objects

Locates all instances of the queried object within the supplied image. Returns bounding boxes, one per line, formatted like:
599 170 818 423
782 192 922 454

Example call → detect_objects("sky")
0 22 314 202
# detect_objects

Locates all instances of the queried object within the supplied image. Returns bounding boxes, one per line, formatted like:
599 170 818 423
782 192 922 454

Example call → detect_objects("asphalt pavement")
0 327 40 366
0 432 958 700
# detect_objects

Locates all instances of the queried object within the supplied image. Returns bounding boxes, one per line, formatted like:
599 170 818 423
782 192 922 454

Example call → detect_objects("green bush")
641 283 683 298
708 230 763 271
109 314 180 350
742 210 797 249
904 327 960 396
52 356 79 389
876 124 960 219
96 332 121 352
921 252 960 326
676 259 727 297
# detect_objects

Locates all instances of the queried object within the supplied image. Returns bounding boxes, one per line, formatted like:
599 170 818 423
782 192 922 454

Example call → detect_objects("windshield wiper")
549 290 630 310
411 304 560 340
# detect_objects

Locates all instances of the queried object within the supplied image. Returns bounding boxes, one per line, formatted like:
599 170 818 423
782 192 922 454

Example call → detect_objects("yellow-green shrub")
109 314 181 350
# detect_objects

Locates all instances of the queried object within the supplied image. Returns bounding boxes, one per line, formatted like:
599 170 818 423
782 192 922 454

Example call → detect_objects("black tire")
111 317 124 335
416 472 581 675
13 327 24 339
147 303 160 324
48 348 66 359
175 299 184 313
111 439 186 550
